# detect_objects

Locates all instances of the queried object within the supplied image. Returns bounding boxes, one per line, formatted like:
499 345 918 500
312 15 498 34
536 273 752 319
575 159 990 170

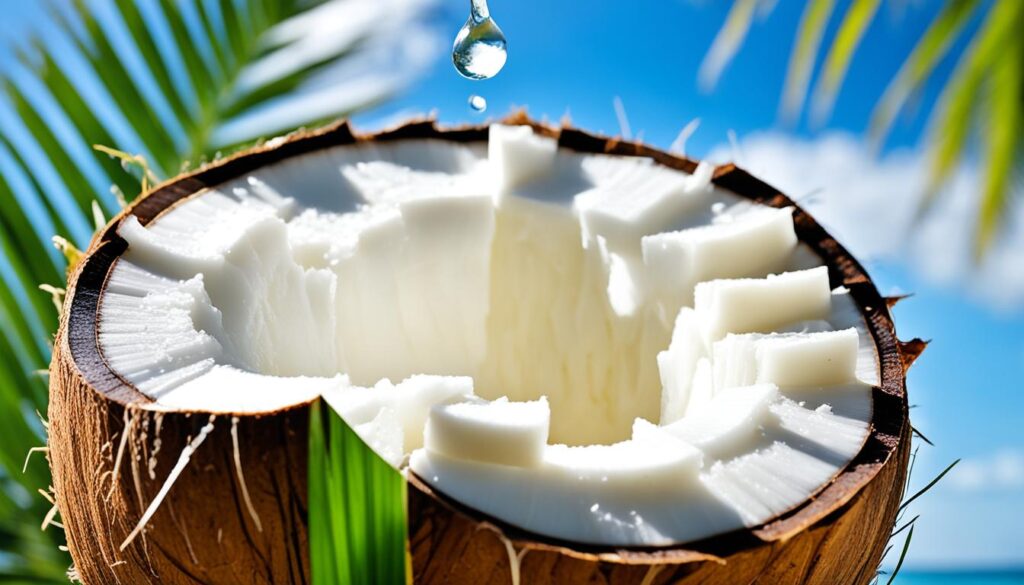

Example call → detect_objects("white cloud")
707 132 1024 310
948 450 1024 492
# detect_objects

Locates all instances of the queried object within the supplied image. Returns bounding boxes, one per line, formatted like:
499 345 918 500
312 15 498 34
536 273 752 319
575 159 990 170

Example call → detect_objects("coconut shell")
49 116 911 584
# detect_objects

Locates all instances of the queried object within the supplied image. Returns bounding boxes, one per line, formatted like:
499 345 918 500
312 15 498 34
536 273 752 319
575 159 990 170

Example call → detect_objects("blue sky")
2 0 1022 572
370 0 951 149
371 1 1024 569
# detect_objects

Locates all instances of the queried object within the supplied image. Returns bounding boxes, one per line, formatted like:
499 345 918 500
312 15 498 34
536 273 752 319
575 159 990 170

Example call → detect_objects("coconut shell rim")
60 113 909 564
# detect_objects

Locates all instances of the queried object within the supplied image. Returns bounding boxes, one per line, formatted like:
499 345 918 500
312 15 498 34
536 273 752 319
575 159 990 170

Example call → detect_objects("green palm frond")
309 401 407 585
697 0 764 92
919 0 1024 256
973 3 1023 256
0 0 432 577
808 0 880 123
706 0 1024 256
779 0 837 122
867 0 982 149
921 3 1009 197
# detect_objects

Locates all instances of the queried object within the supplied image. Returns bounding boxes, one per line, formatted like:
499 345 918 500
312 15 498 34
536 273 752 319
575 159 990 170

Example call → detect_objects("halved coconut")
48 116 913 585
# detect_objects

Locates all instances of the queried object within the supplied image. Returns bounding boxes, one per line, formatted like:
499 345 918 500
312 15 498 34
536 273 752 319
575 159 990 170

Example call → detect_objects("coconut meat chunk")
425 396 550 467
97 123 879 547
642 205 798 309
695 266 833 345
489 123 557 192
655 383 780 460
712 328 860 391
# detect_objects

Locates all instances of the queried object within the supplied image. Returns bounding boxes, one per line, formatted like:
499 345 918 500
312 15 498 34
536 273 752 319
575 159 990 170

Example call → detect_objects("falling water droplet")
468 94 487 112
452 0 507 80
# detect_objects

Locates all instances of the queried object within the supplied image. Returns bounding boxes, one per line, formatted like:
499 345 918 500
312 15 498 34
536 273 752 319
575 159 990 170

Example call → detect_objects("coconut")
48 115 913 584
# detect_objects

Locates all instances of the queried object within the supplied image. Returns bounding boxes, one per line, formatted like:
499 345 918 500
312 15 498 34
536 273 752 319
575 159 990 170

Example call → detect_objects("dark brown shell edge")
49 114 911 585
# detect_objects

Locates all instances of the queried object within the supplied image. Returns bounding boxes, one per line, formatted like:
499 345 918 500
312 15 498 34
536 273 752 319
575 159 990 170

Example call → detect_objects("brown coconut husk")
49 115 911 585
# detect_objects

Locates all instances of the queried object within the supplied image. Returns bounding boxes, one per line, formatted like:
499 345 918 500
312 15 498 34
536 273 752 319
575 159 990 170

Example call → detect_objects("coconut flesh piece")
98 124 879 547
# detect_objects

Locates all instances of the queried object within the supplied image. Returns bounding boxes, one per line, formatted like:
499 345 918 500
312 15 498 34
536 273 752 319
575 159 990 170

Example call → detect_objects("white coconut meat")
98 124 879 547
424 396 550 467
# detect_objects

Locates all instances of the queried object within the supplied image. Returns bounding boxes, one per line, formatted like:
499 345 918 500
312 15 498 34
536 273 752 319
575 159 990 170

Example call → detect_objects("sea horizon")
894 567 1024 584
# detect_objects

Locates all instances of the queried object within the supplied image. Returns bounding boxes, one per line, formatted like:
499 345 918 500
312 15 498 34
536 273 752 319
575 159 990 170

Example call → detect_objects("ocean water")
895 571 1024 585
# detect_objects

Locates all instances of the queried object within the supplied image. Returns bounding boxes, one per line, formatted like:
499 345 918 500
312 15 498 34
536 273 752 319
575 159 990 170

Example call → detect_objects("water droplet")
452 0 507 80
468 94 487 112
711 202 727 215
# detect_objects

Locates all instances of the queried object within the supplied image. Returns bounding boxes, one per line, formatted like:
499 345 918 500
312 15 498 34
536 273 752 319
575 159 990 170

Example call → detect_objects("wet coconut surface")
50 116 912 585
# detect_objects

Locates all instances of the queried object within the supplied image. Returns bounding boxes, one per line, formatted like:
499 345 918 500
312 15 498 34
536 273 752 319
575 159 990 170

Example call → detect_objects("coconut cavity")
99 124 878 546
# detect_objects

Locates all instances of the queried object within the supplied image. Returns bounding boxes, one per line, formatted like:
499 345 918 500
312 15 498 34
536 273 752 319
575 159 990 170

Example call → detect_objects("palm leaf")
923 1 1021 203
3 78 109 223
868 0 981 148
59 0 183 175
713 0 1024 257
0 223 53 369
0 159 64 286
809 0 881 123
698 0 762 92
25 46 143 203
884 526 914 585
0 0 434 577
974 12 1022 256
110 0 199 135
779 0 837 122
157 0 222 111
0 118 92 247
192 0 233 79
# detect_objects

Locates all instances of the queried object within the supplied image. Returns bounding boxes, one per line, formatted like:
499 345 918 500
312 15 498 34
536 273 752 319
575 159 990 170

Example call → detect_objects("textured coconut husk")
49 115 912 585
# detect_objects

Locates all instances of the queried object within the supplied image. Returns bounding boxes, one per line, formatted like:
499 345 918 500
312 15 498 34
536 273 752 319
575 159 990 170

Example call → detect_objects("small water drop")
452 0 507 80
468 94 487 112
